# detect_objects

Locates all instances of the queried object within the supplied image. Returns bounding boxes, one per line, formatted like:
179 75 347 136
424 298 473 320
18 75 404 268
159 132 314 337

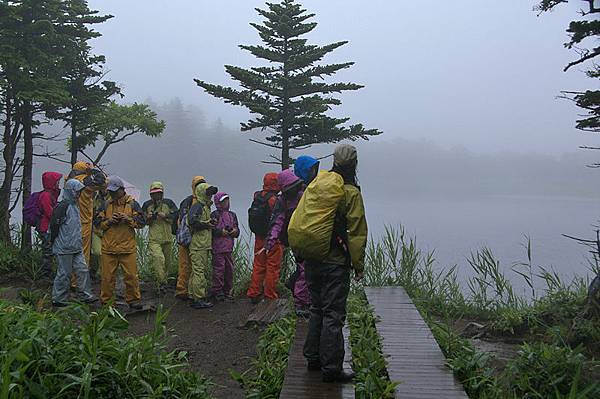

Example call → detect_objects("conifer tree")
538 0 599 162
195 0 381 169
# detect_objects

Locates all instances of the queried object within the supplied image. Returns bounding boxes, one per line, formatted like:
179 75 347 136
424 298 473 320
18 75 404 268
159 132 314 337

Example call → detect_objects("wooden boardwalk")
279 319 355 399
364 286 469 399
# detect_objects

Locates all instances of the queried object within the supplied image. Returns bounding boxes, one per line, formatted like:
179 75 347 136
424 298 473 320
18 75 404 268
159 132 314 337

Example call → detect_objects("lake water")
363 194 600 295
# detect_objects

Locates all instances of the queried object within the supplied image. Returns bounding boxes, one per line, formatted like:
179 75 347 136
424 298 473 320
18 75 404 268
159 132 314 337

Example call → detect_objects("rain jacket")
38 172 62 233
294 156 319 184
142 198 178 243
211 192 239 254
69 162 105 226
266 170 303 251
95 194 144 254
52 179 85 255
178 175 206 228
325 182 368 273
188 182 214 250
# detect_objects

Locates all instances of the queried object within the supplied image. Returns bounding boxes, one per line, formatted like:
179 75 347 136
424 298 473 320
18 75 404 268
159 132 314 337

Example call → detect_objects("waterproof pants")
303 262 351 378
211 252 234 296
100 252 141 304
293 261 310 308
247 236 283 300
71 222 93 287
149 240 172 284
38 232 53 276
189 248 210 300
176 245 191 297
81 222 92 265
52 252 93 304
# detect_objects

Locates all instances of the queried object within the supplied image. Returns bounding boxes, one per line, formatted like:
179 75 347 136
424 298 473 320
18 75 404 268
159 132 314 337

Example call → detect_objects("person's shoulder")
141 199 152 210
343 184 363 199
163 198 177 208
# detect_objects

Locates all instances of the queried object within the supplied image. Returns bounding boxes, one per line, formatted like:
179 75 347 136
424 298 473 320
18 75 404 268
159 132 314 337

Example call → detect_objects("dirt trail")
0 278 263 399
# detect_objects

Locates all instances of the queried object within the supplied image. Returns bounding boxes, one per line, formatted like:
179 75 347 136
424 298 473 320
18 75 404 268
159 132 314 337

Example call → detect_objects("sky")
86 0 594 156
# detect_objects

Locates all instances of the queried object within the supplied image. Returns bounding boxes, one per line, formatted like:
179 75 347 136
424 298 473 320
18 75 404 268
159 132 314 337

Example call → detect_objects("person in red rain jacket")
38 171 63 277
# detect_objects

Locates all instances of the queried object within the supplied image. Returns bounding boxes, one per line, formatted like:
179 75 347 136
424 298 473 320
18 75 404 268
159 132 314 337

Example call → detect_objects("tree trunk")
70 119 77 165
281 37 290 170
20 103 33 252
0 95 15 242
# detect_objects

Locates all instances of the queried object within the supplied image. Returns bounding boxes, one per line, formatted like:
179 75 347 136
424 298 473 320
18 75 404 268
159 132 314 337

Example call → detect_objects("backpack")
49 201 69 243
288 171 345 261
176 202 192 247
248 192 275 237
23 191 42 227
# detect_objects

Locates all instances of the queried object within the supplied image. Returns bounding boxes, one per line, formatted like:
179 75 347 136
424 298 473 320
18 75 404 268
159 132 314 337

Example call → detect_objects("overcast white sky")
87 0 594 155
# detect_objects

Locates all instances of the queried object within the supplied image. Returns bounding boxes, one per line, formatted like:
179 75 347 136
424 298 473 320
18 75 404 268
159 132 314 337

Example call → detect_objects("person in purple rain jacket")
211 192 240 301
261 169 310 315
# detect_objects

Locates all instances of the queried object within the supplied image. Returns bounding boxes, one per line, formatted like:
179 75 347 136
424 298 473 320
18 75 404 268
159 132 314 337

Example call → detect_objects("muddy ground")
0 277 264 399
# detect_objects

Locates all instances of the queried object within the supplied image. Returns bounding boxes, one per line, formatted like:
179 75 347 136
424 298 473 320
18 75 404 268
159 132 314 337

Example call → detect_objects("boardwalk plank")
365 287 469 399
280 319 355 399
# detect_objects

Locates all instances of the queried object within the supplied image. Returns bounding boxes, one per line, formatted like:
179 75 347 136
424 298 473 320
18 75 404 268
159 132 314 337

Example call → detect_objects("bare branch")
249 138 282 149
563 48 600 72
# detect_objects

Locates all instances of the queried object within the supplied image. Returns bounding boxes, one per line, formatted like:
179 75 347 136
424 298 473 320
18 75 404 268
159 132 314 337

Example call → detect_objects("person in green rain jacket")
188 182 218 309
142 182 178 287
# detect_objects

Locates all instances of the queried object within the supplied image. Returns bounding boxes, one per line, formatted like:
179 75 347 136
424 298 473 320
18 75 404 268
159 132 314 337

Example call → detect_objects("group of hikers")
27 143 367 383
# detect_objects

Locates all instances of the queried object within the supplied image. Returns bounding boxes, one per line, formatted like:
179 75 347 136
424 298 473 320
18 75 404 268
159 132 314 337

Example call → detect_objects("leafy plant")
0 301 213 398
505 342 600 398
233 315 295 398
347 293 398 399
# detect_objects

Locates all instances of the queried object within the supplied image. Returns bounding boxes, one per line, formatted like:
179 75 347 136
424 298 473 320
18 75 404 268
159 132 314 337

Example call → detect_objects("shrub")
505 342 600 398
233 315 295 398
0 301 212 398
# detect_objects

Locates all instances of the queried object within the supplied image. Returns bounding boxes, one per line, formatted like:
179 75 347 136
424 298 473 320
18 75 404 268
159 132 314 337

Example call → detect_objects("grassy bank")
241 226 600 398
0 302 212 398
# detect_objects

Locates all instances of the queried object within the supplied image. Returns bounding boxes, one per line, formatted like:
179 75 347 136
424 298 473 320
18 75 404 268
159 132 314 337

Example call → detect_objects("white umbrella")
121 178 141 201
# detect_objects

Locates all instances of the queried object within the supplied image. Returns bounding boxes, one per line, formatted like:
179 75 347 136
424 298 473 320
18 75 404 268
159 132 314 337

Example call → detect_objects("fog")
86 0 591 154
28 1 600 286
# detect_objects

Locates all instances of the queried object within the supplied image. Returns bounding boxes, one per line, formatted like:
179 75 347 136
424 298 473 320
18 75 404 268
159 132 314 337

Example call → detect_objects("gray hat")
106 175 125 192
333 144 358 167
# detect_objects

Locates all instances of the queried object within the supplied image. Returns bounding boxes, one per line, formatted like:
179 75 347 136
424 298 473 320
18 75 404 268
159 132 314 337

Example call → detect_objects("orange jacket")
96 194 144 254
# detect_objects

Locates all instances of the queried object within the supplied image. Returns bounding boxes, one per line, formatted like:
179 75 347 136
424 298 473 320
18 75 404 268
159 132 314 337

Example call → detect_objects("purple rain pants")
294 261 311 308
211 252 234 296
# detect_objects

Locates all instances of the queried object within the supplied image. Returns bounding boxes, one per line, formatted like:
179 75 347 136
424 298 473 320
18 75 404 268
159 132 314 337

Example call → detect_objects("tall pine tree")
538 0 599 162
195 0 381 169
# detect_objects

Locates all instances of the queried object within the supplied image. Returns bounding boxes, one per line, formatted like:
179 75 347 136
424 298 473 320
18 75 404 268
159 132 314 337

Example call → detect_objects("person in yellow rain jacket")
303 144 368 384
95 176 145 309
175 175 205 300
188 182 218 309
142 182 178 288
67 161 106 265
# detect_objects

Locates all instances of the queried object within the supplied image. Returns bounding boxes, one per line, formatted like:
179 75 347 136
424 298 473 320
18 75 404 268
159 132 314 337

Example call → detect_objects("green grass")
347 292 398 399
0 301 213 398
232 315 296 399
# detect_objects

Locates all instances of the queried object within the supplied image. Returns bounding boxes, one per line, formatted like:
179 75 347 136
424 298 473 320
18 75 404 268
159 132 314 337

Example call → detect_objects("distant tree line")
0 0 165 248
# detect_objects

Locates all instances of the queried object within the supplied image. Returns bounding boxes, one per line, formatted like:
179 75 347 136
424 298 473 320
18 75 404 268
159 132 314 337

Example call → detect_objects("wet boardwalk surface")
365 286 469 399
279 319 355 399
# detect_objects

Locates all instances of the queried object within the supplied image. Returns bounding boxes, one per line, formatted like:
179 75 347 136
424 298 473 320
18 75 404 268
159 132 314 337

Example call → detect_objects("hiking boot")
129 302 143 310
214 293 225 302
191 299 214 309
224 294 235 302
81 295 98 304
249 296 262 305
322 370 355 384
307 361 321 371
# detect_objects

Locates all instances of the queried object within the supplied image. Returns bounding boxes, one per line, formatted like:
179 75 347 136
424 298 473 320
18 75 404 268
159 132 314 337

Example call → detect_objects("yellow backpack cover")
288 170 345 261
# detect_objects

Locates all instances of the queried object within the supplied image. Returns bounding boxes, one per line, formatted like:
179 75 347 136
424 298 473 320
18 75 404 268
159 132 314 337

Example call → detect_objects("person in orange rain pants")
246 173 283 303
95 176 145 309
174 176 206 300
